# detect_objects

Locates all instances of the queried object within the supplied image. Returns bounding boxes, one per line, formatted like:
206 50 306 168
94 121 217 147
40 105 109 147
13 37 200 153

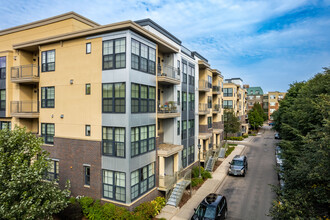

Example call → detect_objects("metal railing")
157 64 180 80
11 101 39 114
213 104 221 112
159 174 177 191
199 103 209 114
158 101 179 113
199 80 209 90
213 86 220 92
11 64 39 80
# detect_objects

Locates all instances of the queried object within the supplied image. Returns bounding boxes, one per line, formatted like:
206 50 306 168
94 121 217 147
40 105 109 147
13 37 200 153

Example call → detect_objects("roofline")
192 51 208 63
225 77 243 81
134 19 182 45
13 20 179 53
0 11 100 36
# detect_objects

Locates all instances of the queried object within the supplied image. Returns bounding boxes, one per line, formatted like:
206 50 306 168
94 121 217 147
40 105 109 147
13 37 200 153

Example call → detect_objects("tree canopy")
248 103 266 129
0 127 70 220
224 109 241 138
269 68 330 219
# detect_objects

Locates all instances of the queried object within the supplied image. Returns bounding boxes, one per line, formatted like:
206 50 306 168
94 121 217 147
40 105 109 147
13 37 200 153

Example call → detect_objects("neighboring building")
196 55 224 166
263 94 269 115
268 91 286 120
246 86 264 110
0 12 226 209
223 78 249 136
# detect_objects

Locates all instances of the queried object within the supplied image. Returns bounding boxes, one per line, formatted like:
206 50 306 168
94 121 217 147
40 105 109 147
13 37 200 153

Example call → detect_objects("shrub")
86 200 103 220
201 170 212 180
134 201 156 219
225 146 235 157
152 197 166 215
78 196 94 216
192 166 205 178
56 202 83 220
191 177 204 187
103 203 131 220
242 134 248 138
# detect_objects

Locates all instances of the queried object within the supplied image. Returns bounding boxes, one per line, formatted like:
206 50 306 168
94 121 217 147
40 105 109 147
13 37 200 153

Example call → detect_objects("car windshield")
231 160 243 166
195 204 207 217
204 206 216 218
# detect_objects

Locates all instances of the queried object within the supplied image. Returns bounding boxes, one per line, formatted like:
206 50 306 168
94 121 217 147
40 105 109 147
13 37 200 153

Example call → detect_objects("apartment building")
263 94 269 115
268 91 286 120
196 55 224 166
0 12 209 209
246 86 264 110
223 78 248 136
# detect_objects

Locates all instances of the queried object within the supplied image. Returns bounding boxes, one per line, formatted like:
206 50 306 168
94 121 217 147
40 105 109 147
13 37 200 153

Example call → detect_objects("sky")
1 0 329 93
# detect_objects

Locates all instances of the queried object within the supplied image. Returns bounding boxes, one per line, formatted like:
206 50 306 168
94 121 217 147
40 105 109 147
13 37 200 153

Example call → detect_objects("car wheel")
224 208 228 219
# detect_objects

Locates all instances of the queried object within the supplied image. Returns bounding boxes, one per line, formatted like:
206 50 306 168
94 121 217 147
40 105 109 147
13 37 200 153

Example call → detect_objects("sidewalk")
157 145 246 220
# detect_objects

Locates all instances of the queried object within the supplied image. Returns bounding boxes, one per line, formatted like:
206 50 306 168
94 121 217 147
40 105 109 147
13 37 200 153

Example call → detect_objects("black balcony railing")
212 86 220 92
157 64 180 80
158 101 179 113
11 64 39 81
213 104 221 112
11 101 39 114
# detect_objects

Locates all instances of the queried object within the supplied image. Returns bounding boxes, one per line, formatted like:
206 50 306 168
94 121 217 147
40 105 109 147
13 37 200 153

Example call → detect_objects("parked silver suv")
228 155 248 177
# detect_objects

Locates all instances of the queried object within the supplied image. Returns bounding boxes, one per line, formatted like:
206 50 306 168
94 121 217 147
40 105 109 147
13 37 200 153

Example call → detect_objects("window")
177 91 180 105
41 50 55 72
103 170 126 202
84 166 90 186
208 75 212 88
223 100 233 109
182 92 187 111
0 57 6 79
41 87 55 108
86 43 91 54
182 120 187 140
0 121 11 130
270 109 275 113
85 125 91 136
182 147 187 168
270 95 276 99
177 120 180 135
223 88 233 97
177 60 180 75
182 61 187 83
41 123 55 144
131 83 156 113
189 93 195 111
131 125 155 157
0 90 5 111
86 84 91 95
131 39 156 74
102 83 125 113
189 119 194 137
102 127 125 158
130 162 155 201
270 102 276 106
207 96 212 108
46 160 59 182
208 117 212 129
188 145 194 165
103 38 126 70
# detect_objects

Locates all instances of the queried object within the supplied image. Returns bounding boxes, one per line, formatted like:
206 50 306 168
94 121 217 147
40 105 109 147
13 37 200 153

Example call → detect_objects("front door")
165 155 174 176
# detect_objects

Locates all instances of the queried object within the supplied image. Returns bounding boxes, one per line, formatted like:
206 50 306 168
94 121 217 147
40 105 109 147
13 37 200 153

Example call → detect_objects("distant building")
246 87 264 111
268 91 286 120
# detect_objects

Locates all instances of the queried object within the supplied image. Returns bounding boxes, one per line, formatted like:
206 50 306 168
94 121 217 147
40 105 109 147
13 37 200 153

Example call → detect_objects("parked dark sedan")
228 155 248 177
191 193 228 220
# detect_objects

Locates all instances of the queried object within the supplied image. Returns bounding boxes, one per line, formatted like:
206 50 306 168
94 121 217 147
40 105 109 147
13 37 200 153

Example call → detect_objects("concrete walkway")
157 145 246 220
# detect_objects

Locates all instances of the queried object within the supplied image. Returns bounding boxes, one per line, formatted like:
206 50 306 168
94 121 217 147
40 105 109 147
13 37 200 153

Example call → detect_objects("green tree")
269 68 330 219
248 108 264 129
224 109 241 139
0 127 70 220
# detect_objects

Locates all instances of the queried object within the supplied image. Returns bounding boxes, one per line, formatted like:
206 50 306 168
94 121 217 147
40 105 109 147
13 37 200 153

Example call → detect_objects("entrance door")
165 155 174 176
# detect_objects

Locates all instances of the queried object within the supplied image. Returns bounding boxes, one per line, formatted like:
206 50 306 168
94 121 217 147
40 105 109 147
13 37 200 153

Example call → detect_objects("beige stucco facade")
268 91 286 120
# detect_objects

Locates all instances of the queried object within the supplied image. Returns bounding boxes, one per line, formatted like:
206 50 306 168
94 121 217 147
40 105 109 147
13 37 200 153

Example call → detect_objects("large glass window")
103 170 126 202
41 123 55 145
0 90 5 111
46 160 59 182
131 83 156 113
41 87 55 108
182 61 187 83
188 145 194 165
189 119 194 137
0 57 6 79
223 88 233 97
131 39 156 74
130 162 155 201
102 83 125 113
103 38 126 70
0 121 11 130
84 166 90 186
41 50 55 72
131 124 155 157
223 100 233 109
207 96 212 109
182 92 187 111
102 127 125 158
208 117 212 128
182 147 187 168
182 120 187 140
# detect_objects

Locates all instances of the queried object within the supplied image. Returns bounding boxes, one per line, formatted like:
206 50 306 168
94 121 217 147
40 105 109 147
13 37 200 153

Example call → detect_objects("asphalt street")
216 125 279 220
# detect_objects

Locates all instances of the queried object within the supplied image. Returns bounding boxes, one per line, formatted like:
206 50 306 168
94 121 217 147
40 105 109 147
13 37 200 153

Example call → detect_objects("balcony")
198 103 210 115
10 101 39 118
11 64 39 83
157 101 180 119
212 86 221 95
198 80 211 92
213 104 221 114
157 64 180 85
